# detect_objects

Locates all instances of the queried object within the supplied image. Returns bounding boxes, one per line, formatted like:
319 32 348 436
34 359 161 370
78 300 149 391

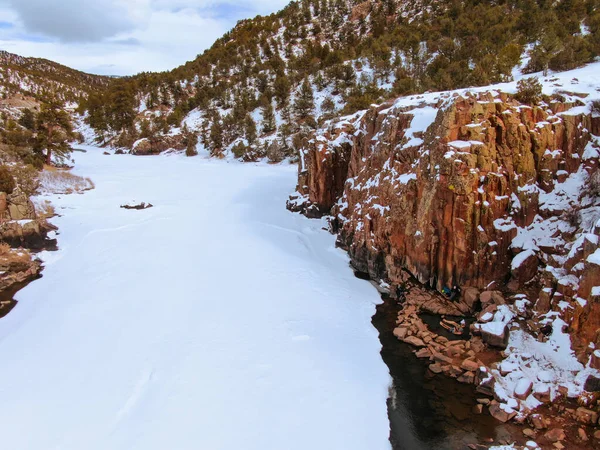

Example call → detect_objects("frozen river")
0 147 390 450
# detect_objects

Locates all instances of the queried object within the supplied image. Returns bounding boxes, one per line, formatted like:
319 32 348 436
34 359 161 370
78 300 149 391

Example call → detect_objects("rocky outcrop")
0 250 41 292
289 89 600 434
131 135 186 155
0 187 56 250
290 93 597 290
289 90 600 358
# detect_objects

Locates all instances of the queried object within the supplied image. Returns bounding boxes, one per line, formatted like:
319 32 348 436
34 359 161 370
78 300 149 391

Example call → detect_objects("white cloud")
0 0 290 75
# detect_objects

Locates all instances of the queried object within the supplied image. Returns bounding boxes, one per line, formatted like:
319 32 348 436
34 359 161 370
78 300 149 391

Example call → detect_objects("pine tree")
244 114 257 144
261 97 276 133
36 100 74 165
293 79 315 119
321 96 335 115
108 82 137 132
274 76 291 108
210 119 223 150
18 108 36 131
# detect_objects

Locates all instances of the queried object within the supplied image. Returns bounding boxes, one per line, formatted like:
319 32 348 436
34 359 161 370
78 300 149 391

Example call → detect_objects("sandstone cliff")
288 70 600 427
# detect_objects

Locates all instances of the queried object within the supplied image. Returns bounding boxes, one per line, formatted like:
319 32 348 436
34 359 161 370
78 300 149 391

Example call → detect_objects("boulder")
575 406 598 425
543 428 565 442
514 378 533 400
7 188 36 220
403 336 426 347
480 291 505 308
415 348 431 358
431 350 454 365
457 371 475 384
392 326 408 340
528 414 548 430
480 322 510 349
533 385 551 403
429 363 443 374
462 287 480 311
476 375 495 397
584 375 600 392
510 249 539 285
489 403 517 423
460 358 480 372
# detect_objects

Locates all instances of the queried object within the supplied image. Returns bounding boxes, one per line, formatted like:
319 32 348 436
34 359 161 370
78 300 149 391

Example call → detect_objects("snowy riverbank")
0 147 390 450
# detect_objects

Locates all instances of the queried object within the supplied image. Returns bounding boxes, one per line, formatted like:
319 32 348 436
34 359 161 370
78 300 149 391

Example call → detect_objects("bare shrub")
38 170 94 195
564 207 580 228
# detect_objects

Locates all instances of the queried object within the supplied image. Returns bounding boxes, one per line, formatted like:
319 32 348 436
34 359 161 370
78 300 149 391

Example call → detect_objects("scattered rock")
584 375 600 392
415 348 431 358
120 202 154 210
393 326 408 340
529 414 548 430
578 427 588 441
543 428 565 442
480 291 505 307
462 287 480 311
460 358 480 372
575 406 598 425
533 385 551 403
480 322 510 349
514 378 533 400
489 403 517 423
457 371 475 384
429 363 443 374
523 428 536 438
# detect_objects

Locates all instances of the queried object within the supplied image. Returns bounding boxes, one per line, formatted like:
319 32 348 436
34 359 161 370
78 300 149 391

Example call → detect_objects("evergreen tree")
321 96 336 115
244 114 257 144
210 119 223 150
36 100 74 165
261 98 276 133
293 79 315 119
273 76 291 108
18 108 36 131
108 81 137 132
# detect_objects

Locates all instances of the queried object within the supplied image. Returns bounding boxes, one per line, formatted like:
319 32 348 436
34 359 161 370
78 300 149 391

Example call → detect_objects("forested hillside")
80 0 600 160
0 51 109 104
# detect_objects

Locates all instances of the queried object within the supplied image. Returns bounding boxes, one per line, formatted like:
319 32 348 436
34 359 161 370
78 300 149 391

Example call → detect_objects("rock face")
291 93 596 290
131 135 186 155
4 188 36 220
0 187 56 250
288 90 600 362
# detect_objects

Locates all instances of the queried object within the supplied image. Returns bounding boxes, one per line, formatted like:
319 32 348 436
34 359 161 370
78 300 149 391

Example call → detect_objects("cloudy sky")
0 0 289 76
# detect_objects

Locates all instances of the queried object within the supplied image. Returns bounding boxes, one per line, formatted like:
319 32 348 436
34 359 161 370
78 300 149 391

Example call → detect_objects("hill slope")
0 50 110 104
80 0 600 159
288 59 600 435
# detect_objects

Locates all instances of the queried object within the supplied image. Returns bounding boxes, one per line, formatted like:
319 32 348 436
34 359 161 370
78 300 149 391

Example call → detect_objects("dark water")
371 299 524 450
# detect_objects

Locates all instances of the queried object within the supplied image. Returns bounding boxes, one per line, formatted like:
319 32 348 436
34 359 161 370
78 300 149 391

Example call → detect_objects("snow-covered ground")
0 147 390 450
